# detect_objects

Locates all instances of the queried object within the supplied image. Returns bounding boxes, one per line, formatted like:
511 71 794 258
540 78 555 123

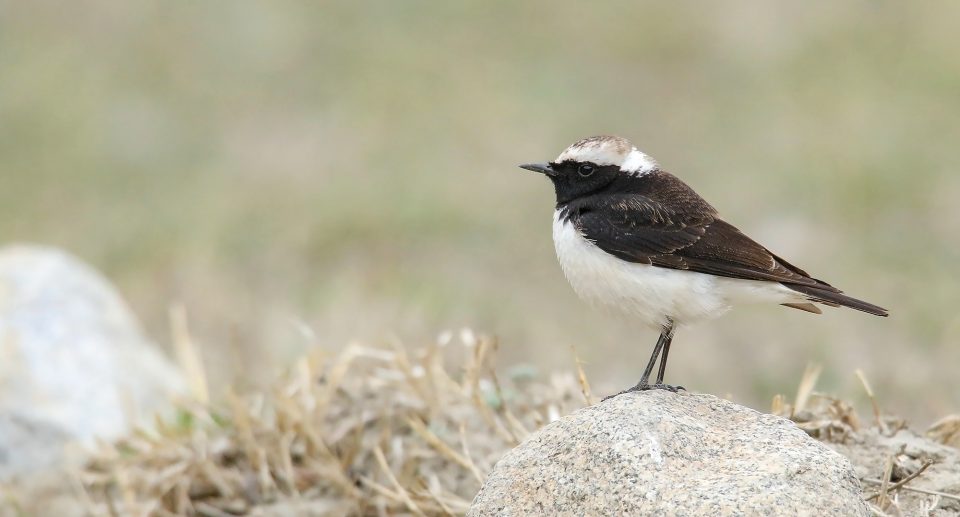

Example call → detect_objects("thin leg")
651 321 683 391
603 321 684 402
655 328 673 384
635 332 668 388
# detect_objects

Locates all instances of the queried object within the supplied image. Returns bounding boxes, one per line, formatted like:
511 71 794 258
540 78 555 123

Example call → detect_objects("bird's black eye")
577 164 595 177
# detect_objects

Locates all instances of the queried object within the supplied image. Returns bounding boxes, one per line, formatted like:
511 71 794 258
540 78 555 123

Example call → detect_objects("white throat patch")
555 135 658 175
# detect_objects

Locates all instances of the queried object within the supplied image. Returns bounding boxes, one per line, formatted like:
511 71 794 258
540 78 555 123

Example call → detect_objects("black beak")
519 162 556 176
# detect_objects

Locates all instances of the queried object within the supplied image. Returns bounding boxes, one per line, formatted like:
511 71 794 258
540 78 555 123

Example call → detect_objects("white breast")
551 212 800 330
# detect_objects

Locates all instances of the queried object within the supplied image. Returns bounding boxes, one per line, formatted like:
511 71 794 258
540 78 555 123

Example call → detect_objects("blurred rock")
0 244 185 479
469 390 869 517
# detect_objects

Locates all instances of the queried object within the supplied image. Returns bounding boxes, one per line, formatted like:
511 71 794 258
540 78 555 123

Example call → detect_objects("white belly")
552 212 801 330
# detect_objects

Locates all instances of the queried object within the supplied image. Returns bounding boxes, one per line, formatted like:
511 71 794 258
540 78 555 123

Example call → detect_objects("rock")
0 245 185 478
469 390 870 517
0 413 71 479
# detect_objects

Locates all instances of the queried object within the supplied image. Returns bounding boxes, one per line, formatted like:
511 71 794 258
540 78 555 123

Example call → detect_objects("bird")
519 135 888 397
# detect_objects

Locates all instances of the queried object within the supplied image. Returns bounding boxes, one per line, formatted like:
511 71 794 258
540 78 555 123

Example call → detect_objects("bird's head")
520 135 658 203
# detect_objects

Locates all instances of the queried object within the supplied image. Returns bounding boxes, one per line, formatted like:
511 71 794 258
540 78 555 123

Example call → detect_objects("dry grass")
73 331 587 516
773 366 960 516
3 335 957 516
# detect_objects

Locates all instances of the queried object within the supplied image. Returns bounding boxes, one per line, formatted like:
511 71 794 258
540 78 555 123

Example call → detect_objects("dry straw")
78 331 587 516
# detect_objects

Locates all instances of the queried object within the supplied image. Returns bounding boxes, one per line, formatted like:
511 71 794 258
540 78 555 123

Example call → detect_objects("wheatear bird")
520 135 888 396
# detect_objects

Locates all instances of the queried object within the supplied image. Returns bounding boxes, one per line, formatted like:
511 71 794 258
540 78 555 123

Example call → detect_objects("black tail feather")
785 284 889 317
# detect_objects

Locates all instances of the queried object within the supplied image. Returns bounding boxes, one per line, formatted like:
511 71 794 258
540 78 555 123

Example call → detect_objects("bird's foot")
602 383 686 401
647 383 686 393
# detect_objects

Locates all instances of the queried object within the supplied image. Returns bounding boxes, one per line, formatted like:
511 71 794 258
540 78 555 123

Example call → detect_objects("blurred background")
2 1 958 423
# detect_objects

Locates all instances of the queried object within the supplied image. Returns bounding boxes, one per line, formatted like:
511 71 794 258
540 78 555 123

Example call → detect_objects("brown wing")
566 171 887 316
573 194 831 289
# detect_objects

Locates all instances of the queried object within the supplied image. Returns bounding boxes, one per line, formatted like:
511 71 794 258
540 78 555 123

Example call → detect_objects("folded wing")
569 188 887 316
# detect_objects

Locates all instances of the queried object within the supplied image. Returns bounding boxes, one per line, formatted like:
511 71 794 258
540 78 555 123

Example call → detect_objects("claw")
602 383 686 401
648 383 685 393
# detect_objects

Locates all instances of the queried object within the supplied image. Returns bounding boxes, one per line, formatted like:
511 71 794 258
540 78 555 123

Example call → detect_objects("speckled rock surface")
469 390 870 517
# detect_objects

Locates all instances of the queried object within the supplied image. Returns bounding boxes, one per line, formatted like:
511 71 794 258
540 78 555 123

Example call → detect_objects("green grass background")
2 1 958 422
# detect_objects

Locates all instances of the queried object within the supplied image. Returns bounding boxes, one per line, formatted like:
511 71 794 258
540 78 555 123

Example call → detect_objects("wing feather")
572 193 830 288
562 170 886 316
